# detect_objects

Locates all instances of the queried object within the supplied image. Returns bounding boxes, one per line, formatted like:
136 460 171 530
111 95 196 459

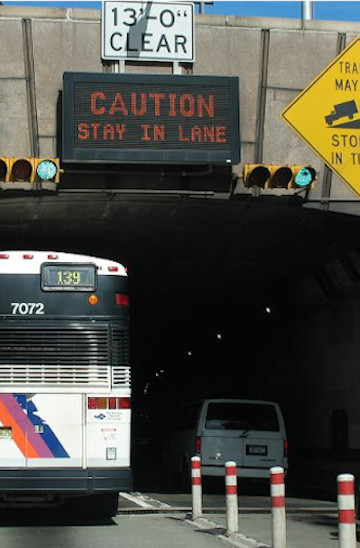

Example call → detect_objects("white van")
165 399 288 485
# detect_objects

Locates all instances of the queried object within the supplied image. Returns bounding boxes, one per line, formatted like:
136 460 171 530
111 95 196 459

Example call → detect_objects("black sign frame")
62 72 240 164
41 263 97 292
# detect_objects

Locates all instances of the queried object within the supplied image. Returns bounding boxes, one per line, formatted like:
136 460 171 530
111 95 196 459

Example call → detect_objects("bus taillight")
115 293 129 306
88 397 131 409
118 397 131 409
87 397 107 409
88 397 100 409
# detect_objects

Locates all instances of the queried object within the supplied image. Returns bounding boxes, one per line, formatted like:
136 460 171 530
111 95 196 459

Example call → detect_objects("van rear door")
201 401 284 470
200 401 247 468
241 403 284 469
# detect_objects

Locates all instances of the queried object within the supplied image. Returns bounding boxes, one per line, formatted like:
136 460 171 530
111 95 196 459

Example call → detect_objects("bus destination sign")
62 73 240 164
41 263 97 291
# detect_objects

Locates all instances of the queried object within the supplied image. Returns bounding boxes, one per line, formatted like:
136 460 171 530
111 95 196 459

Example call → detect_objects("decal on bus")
0 395 69 458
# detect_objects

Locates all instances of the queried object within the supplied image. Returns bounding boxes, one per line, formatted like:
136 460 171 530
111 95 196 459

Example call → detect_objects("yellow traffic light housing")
244 164 316 189
0 158 11 182
0 157 60 185
11 158 35 182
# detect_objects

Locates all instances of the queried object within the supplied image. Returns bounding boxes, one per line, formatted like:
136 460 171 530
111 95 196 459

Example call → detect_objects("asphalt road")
0 506 228 548
0 458 351 548
120 491 357 548
0 490 351 548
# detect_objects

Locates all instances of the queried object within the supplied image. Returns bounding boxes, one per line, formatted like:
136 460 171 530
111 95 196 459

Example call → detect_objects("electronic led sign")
41 264 97 291
62 72 240 164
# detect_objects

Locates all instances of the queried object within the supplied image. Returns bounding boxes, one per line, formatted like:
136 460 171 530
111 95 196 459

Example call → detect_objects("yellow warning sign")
281 38 360 197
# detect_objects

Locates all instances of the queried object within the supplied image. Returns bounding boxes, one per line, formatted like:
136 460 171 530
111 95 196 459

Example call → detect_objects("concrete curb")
120 492 270 547
184 515 270 548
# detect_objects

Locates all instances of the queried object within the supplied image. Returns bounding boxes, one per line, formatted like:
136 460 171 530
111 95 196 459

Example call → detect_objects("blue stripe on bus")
15 395 70 458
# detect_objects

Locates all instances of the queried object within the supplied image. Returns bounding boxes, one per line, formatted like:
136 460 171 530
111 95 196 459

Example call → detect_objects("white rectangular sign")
102 1 194 62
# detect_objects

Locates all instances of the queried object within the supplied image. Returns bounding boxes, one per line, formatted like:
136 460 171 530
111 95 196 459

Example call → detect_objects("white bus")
0 251 131 517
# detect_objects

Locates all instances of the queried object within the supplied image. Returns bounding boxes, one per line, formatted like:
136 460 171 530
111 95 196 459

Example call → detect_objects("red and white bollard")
337 474 357 548
225 461 239 534
191 456 202 519
270 466 286 548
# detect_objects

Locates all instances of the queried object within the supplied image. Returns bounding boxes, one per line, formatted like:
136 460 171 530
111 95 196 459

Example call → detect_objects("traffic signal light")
0 158 60 184
244 164 316 189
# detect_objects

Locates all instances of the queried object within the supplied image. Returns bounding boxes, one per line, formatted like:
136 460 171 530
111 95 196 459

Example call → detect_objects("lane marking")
119 492 155 508
185 516 271 548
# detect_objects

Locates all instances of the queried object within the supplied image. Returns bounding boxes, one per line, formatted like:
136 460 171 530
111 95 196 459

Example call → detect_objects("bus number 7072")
11 302 45 315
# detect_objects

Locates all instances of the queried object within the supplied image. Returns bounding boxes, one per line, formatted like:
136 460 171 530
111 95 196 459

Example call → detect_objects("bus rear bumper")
0 468 133 494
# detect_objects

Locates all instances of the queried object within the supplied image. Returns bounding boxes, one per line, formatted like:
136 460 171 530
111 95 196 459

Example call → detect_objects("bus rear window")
41 263 97 291
205 402 280 432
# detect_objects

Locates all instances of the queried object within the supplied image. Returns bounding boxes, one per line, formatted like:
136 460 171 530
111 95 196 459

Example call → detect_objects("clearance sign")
62 73 240 164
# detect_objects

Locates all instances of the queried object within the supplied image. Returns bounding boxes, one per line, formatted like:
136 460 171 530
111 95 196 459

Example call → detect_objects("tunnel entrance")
1 191 360 492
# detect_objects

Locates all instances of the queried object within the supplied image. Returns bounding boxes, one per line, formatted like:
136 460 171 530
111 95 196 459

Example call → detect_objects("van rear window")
205 403 280 432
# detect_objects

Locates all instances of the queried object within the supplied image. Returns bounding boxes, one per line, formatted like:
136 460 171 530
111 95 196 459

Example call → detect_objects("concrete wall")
270 287 360 451
2 5 360 451
1 6 360 210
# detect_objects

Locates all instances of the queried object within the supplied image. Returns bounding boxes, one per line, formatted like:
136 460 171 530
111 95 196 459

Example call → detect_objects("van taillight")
195 436 201 454
284 439 288 457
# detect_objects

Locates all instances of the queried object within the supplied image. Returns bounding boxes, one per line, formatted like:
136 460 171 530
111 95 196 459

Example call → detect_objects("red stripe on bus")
339 509 355 524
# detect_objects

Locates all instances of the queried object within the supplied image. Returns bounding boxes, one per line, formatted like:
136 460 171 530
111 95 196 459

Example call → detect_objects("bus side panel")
0 395 27 468
26 394 83 468
86 404 131 468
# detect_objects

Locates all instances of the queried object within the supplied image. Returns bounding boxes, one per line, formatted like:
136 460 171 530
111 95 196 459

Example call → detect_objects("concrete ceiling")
2 190 360 400
0 191 358 320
